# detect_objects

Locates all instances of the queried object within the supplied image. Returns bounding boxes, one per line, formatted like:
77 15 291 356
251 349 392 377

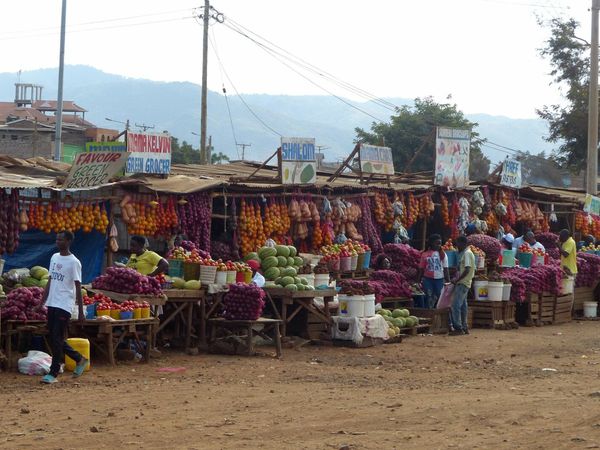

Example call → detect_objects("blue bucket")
445 250 457 268
517 252 532 268
363 251 372 269
84 303 96 320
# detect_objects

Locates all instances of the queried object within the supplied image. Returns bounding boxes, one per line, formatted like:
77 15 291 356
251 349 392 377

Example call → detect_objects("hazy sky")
0 0 589 119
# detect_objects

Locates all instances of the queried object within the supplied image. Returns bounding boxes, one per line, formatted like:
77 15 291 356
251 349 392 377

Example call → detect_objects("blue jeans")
422 277 444 309
451 284 469 331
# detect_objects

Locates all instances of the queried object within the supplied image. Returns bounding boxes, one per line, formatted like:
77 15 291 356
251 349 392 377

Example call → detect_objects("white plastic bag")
18 350 52 376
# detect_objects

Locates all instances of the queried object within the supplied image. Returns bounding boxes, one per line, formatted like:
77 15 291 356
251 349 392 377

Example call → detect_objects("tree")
536 17 590 171
171 137 200 165
211 152 230 165
355 97 490 180
512 151 565 187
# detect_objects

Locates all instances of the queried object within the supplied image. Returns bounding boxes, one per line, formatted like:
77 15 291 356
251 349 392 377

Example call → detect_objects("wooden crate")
573 285 598 316
554 293 574 324
539 293 556 325
502 301 519 329
468 300 504 329
409 307 449 334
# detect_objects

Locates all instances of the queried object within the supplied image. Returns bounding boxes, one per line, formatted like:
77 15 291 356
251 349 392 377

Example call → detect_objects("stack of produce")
246 245 312 291
177 193 212 253
535 233 560 251
167 245 210 262
2 287 46 321
382 243 422 282
502 264 563 299
466 234 502 262
222 283 266 320
239 200 266 255
28 201 109 234
91 267 163 296
20 266 50 289
356 197 383 255
168 277 202 290
576 253 600 287
210 241 238 262
376 308 420 337
372 192 394 231
368 270 413 302
0 188 20 254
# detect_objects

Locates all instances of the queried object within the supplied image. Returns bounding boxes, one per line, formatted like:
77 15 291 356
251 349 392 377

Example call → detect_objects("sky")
0 0 589 119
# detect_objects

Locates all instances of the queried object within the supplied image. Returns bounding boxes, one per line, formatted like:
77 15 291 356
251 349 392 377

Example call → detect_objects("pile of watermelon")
245 245 315 291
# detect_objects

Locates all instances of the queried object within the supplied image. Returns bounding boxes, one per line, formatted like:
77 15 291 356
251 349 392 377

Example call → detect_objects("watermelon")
293 256 303 266
306 285 315 291
258 246 277 259
288 246 297 257
22 277 40 287
277 256 288 267
264 267 281 281
300 278 308 285
287 257 295 266
261 256 279 270
297 284 306 291
286 284 298 291
172 277 186 289
281 267 297 277
275 245 290 257
243 252 259 262
280 276 295 287
30 266 49 280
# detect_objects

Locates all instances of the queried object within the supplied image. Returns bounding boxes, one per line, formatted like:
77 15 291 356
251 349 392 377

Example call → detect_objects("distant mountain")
0 65 557 164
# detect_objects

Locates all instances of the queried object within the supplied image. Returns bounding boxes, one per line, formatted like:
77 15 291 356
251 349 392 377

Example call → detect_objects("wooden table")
69 318 158 365
330 269 373 281
263 287 337 337
159 289 204 352
379 297 414 310
199 291 227 346
84 287 168 307
2 320 48 370
208 317 282 357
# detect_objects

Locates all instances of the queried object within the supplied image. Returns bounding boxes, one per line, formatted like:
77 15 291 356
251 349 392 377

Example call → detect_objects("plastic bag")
18 350 52 376
437 283 454 309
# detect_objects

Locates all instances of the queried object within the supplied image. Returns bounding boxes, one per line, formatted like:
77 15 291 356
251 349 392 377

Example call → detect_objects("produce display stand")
2 320 48 370
69 318 158 366
573 284 599 317
208 317 282 357
516 293 555 327
409 307 450 334
379 297 414 310
263 287 337 338
200 291 227 347
554 293 574 324
330 269 373 281
159 289 204 352
85 287 168 307
468 300 505 329
502 301 518 328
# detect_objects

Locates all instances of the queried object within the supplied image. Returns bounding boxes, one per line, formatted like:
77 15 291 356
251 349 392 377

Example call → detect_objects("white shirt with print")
46 253 82 314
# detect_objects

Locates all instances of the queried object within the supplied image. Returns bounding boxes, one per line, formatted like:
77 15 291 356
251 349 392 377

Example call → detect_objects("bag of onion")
222 283 266 320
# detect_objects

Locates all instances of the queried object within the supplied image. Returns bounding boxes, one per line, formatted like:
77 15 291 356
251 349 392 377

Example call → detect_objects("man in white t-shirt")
41 231 88 384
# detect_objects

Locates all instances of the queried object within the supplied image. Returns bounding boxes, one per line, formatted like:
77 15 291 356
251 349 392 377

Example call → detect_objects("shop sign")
126 131 171 175
359 144 394 175
280 137 316 184
434 127 471 188
584 194 600 216
85 141 127 152
500 159 522 188
63 151 129 189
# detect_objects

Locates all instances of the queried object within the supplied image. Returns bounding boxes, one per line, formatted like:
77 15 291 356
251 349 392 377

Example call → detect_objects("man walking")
450 235 475 335
41 231 88 384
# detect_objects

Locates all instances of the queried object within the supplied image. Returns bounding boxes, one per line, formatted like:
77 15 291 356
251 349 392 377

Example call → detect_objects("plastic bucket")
141 307 151 319
473 280 489 300
350 255 358 271
236 271 246 283
476 256 485 270
363 294 376 317
64 338 90 372
533 255 545 266
301 273 315 287
328 258 340 272
356 253 365 271
487 281 504 301
183 262 201 281
584 301 598 318
120 310 133 320
84 303 96 320
338 294 364 317
134 307 142 319
500 250 515 268
199 265 217 284
363 251 372 269
216 271 227 284
517 252 532 268
314 273 330 289
110 309 121 320
244 271 252 283
340 256 352 272
445 250 457 268
226 270 236 284
96 308 110 317
168 259 184 278
561 276 574 295
502 283 512 301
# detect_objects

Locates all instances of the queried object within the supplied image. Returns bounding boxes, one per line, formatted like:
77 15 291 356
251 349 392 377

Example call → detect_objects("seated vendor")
373 254 392 271
126 235 169 276
247 260 265 287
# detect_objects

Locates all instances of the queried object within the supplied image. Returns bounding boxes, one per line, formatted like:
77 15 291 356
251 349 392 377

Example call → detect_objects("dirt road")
2 321 600 449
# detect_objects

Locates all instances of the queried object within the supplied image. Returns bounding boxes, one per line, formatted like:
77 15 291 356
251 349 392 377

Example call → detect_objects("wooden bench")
208 318 282 358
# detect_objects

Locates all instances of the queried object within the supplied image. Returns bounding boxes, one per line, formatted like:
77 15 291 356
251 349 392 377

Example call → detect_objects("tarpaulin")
2 230 105 284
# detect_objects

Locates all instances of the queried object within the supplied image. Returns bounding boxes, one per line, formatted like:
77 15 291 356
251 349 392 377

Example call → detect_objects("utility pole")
135 123 155 132
54 0 67 161
236 143 251 160
200 0 210 165
587 0 600 194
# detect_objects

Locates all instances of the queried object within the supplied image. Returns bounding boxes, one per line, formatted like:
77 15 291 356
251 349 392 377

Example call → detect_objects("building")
0 83 117 161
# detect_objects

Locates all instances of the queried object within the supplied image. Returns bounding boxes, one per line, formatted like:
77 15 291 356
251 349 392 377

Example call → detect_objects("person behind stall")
41 231 88 384
450 235 475 336
524 231 545 251
559 229 578 276
501 233 515 251
418 234 450 308
578 234 596 250
465 224 478 236
373 254 392 271
247 260 265 287
126 235 169 276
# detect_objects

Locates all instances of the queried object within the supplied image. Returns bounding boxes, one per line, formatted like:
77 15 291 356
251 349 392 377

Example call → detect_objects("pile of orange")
27 202 109 234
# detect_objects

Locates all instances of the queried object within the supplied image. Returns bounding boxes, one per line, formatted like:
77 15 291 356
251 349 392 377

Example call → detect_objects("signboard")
434 127 471 188
280 137 316 184
126 131 171 175
359 144 394 175
584 194 600 216
86 141 127 152
63 151 129 189
500 159 522 188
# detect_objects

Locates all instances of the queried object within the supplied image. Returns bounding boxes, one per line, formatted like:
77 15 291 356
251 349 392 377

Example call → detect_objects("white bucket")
502 283 512 301
314 273 330 289
215 271 227 284
473 280 489 300
476 256 485 270
561 276 574 295
300 273 315 288
363 294 376 317
226 270 236 284
584 301 598 318
338 294 364 318
487 281 504 302
533 255 545 266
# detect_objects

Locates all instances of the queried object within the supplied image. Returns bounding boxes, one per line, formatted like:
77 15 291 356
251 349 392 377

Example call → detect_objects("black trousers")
47 306 81 377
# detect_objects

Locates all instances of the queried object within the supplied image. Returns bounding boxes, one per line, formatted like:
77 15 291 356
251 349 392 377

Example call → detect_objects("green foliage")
513 151 565 187
211 152 230 165
536 17 590 171
354 97 490 180
171 137 200 165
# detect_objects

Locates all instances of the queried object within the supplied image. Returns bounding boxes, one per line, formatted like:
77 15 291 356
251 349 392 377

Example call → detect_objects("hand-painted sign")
64 151 129 189
500 159 522 188
280 137 316 184
434 127 471 188
126 131 171 174
359 144 394 175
